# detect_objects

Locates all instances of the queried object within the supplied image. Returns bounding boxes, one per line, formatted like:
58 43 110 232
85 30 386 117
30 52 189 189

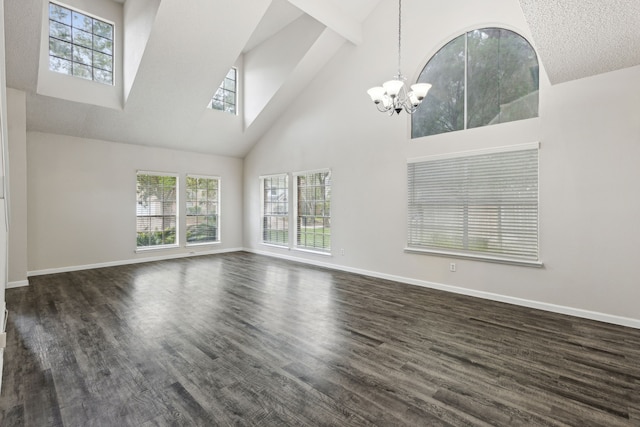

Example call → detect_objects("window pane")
49 56 71 74
49 38 72 60
72 63 92 80
93 35 113 55
72 28 93 49
73 45 92 65
186 176 219 244
467 29 539 128
412 35 465 138
72 11 92 32
49 4 71 25
50 21 71 42
94 69 113 85
136 173 178 248
93 20 113 39
93 51 112 71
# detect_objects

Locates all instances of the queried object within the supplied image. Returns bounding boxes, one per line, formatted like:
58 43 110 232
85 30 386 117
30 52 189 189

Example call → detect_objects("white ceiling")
518 0 640 85
3 0 640 157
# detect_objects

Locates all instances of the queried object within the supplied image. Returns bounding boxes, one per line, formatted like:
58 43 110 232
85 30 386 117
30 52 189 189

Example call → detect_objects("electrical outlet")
340 248 345 256
449 262 456 272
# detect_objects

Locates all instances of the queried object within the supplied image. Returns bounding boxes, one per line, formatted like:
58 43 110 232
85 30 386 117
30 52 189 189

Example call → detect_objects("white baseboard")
0 302 6 394
28 247 244 277
7 279 29 288
245 247 640 330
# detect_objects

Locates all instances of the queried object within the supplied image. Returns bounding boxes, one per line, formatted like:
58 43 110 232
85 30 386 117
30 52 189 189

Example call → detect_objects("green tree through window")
412 28 538 138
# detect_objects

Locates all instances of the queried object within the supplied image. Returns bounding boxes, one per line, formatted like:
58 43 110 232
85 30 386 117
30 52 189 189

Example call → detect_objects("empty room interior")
0 0 639 425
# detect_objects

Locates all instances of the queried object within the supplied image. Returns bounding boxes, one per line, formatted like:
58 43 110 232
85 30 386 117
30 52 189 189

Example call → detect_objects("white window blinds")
407 143 539 264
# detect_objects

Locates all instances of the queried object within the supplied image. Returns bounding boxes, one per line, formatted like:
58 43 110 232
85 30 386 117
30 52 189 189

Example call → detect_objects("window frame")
260 173 290 247
411 27 539 139
208 67 237 115
293 169 332 255
136 171 179 251
185 174 221 246
48 1 115 85
405 143 542 267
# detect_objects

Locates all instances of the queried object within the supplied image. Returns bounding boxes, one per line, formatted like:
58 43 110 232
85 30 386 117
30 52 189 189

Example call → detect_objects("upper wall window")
208 68 237 114
412 28 538 138
48 2 114 85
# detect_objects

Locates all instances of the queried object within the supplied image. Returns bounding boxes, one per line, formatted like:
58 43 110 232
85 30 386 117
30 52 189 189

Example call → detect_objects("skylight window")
48 2 114 85
208 68 237 114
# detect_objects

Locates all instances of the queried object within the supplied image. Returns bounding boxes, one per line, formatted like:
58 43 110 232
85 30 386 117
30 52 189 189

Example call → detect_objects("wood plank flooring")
1 251 639 426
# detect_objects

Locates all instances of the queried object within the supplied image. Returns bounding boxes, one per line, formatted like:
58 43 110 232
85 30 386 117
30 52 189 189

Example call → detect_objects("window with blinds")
136 172 178 249
186 175 219 244
261 174 289 246
295 170 331 253
407 143 539 265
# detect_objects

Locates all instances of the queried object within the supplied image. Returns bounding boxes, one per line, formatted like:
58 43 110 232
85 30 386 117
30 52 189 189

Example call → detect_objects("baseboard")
7 279 29 288
28 247 244 277
0 302 6 394
245 247 640 330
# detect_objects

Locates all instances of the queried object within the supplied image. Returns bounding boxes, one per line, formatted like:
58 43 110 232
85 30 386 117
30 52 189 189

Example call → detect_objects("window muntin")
412 28 538 138
186 175 220 245
407 144 539 264
208 68 237 114
294 170 331 253
261 174 289 246
136 173 178 249
48 2 114 85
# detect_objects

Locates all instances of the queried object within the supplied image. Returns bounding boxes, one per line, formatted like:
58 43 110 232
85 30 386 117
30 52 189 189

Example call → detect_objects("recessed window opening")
48 2 114 85
208 68 237 114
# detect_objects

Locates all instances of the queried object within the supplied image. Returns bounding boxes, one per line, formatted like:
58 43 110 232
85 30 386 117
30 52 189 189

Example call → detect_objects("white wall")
27 131 243 273
7 88 27 286
243 0 640 325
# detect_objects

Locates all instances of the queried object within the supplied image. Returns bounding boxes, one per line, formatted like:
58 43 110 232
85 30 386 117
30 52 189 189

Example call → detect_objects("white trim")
407 141 540 164
245 248 640 330
7 279 29 289
28 247 243 277
404 247 543 268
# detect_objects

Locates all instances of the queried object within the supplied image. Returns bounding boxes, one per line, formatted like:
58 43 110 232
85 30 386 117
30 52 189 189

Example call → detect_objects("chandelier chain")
397 0 402 77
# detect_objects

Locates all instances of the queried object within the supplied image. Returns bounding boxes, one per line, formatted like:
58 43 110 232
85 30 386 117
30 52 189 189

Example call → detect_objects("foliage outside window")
136 173 178 248
261 174 289 246
412 28 538 138
407 144 539 264
186 176 219 244
49 2 114 85
295 170 331 252
208 68 237 114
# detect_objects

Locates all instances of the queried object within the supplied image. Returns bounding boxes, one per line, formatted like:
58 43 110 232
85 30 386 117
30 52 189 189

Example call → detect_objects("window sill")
260 242 289 249
186 241 220 248
292 247 332 257
136 244 179 253
404 247 543 268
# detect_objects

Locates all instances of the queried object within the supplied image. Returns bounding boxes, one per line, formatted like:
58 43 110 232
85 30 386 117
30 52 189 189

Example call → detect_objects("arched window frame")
411 27 539 139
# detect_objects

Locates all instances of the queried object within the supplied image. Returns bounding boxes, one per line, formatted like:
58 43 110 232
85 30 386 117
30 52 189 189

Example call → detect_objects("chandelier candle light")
367 0 431 115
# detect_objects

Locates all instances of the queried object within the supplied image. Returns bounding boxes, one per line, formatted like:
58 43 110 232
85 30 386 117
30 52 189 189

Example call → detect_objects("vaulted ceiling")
3 0 639 157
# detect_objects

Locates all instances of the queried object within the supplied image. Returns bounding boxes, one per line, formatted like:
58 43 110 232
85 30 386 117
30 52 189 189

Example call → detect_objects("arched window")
412 28 539 138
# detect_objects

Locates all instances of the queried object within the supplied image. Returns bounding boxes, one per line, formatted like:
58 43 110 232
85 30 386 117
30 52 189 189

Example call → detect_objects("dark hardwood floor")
1 252 639 426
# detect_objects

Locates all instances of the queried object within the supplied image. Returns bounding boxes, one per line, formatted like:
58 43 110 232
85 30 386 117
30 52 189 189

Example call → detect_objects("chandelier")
367 0 431 115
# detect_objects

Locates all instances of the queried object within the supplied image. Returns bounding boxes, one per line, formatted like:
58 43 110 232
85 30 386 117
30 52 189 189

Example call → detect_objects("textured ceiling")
518 0 640 84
